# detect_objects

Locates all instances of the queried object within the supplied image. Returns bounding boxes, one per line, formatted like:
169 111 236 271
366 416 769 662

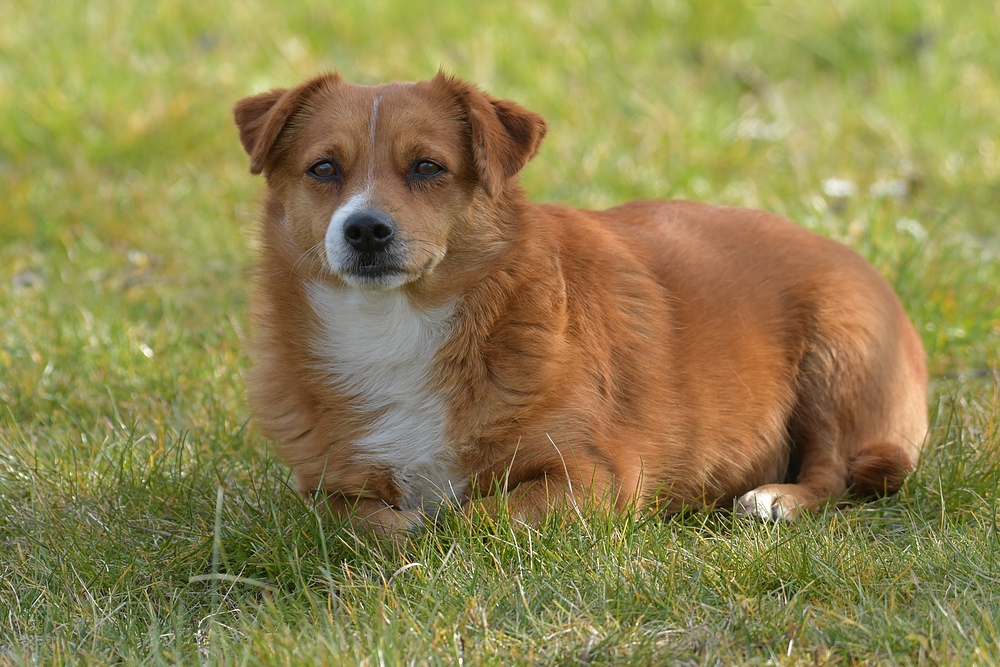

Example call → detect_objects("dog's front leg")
321 494 425 535
468 468 621 526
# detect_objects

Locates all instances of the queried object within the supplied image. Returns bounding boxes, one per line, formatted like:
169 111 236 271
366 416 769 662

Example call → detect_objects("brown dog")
233 72 927 531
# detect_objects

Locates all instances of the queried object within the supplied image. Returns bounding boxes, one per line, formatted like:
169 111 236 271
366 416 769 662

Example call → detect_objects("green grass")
2 0 999 664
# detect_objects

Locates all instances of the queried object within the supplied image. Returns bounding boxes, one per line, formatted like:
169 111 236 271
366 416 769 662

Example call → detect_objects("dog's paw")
735 486 800 522
360 505 427 536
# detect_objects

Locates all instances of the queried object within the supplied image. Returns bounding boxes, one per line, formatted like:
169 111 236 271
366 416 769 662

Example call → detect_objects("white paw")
736 488 797 522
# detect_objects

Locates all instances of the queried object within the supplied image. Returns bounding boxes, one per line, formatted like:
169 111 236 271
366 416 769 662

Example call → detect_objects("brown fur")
233 72 928 531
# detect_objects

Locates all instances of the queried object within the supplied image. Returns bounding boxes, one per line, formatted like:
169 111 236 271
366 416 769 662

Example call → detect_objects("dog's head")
234 73 547 290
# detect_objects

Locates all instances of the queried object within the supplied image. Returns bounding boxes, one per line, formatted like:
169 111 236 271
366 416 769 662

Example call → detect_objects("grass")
2 0 999 664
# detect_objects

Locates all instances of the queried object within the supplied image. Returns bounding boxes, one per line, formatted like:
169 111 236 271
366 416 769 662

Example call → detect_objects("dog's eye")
413 161 444 177
308 161 340 180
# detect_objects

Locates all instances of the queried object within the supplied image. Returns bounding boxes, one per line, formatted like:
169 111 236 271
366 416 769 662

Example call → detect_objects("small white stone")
822 178 858 199
895 217 928 242
870 178 909 200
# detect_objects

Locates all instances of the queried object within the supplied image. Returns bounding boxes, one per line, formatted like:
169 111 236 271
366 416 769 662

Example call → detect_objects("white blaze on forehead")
366 95 381 186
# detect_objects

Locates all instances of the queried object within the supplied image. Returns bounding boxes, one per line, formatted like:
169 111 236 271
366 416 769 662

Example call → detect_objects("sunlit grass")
2 0 999 664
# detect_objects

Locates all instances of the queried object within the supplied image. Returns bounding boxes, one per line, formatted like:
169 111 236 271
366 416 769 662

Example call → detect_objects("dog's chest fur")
305 282 464 509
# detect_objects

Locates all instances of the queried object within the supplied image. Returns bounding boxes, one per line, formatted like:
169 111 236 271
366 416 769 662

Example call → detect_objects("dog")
233 72 928 532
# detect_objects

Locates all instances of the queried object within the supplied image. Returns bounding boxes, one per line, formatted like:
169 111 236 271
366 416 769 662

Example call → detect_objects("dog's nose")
343 211 395 253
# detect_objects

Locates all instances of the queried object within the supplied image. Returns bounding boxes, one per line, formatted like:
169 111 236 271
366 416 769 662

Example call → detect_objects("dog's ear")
433 73 548 197
233 74 341 175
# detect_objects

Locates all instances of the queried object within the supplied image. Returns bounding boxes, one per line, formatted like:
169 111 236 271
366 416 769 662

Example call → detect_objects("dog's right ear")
233 74 341 175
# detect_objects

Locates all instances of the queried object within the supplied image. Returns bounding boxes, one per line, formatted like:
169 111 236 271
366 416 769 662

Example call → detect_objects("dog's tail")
847 442 917 497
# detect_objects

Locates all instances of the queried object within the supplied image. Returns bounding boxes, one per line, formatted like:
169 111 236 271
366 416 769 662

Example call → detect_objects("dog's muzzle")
328 207 409 288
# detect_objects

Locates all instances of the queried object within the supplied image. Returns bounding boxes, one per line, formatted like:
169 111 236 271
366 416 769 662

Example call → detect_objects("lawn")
2 0 999 664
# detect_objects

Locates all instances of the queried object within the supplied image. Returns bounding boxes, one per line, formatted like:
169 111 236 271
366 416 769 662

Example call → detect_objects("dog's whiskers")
402 237 446 262
291 242 326 276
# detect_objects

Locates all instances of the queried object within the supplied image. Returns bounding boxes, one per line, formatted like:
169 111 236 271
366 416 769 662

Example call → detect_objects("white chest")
305 282 465 509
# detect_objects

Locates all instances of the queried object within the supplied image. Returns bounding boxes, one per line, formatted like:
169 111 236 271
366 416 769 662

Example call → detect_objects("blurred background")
2 3 999 662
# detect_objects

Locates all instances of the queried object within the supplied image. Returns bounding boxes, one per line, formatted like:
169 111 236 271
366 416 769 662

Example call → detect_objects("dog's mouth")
340 255 413 289
326 239 444 291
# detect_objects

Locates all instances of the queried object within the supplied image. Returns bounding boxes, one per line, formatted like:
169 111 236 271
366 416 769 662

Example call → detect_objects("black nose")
343 211 395 253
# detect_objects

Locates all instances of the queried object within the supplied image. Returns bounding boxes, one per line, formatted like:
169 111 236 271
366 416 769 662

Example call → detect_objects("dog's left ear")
433 73 548 197
233 74 341 175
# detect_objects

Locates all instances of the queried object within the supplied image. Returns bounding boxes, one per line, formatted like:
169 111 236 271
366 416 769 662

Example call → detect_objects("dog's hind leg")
845 318 927 498
735 407 849 521
737 310 927 521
